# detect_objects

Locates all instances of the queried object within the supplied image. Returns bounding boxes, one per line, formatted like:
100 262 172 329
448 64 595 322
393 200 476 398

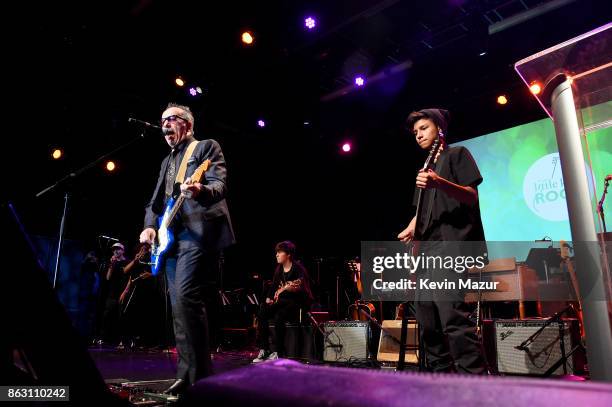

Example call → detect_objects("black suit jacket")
144 138 235 251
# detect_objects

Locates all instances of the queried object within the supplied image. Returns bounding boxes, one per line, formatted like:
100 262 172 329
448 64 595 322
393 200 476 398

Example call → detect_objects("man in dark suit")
139 102 235 395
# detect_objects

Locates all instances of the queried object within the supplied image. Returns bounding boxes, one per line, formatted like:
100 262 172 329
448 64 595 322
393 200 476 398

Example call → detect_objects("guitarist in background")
117 244 156 349
397 109 486 374
253 241 313 363
139 103 235 395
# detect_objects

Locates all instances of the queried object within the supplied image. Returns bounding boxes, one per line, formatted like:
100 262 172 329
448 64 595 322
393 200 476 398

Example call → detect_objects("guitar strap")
175 140 200 184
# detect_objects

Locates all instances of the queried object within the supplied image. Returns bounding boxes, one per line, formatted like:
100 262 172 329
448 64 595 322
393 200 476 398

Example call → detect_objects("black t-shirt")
268 263 310 302
412 146 486 242
106 259 129 300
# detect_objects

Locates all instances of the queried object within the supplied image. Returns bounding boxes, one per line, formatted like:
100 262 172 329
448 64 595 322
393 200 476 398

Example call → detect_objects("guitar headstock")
423 130 444 171
192 159 211 183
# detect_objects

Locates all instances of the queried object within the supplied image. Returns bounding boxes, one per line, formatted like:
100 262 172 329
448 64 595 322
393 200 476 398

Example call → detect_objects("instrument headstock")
422 130 444 171
191 159 211 183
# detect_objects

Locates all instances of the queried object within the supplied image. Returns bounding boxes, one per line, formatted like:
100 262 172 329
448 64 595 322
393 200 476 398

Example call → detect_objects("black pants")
165 238 215 385
414 300 485 374
256 298 301 355
102 298 120 344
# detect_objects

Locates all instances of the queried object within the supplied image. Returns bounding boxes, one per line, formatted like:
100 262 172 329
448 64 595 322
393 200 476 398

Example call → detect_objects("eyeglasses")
161 115 187 126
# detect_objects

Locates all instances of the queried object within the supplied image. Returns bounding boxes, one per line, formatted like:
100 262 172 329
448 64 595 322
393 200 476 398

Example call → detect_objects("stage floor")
89 345 256 382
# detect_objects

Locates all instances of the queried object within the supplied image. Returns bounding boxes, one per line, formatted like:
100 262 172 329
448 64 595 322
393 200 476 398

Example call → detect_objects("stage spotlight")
175 77 185 87
242 31 254 45
530 82 542 95
305 17 316 30
354 76 365 87
105 161 116 172
52 149 63 160
196 86 203 94
341 142 352 153
189 87 197 96
257 119 265 128
497 95 508 105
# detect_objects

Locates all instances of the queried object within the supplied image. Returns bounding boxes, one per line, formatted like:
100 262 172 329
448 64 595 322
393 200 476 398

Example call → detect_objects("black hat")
406 108 450 135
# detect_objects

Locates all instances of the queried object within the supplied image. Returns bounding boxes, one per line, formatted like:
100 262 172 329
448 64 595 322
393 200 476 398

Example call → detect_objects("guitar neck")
413 140 442 240
413 188 425 240
163 195 186 229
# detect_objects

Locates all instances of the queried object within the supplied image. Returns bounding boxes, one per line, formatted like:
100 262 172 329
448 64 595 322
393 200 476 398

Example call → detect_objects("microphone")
128 117 161 130
606 174 612 181
535 236 553 248
99 235 119 241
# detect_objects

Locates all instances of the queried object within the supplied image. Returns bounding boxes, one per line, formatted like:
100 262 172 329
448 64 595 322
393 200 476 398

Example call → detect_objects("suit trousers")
165 232 216 384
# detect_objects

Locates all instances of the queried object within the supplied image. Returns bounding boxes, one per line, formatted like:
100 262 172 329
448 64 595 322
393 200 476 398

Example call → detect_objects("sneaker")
252 349 270 363
267 352 279 361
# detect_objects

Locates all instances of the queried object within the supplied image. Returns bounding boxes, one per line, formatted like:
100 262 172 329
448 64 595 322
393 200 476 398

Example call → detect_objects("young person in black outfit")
101 242 129 346
253 241 313 362
397 109 487 374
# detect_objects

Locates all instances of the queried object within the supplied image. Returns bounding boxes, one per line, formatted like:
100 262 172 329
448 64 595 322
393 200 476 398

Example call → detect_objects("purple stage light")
341 142 352 153
257 119 265 128
189 87 197 96
354 76 365 87
305 17 316 30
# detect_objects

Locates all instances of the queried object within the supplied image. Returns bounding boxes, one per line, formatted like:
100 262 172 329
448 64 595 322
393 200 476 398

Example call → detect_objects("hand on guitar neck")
416 169 441 190
179 176 203 199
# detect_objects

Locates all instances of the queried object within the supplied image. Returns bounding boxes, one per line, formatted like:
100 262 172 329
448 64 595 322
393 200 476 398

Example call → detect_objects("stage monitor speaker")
492 318 583 376
323 321 369 362
377 319 419 364
185 359 612 407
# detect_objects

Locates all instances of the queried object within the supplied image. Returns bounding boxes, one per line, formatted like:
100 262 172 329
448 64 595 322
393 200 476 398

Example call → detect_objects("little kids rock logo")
523 153 568 221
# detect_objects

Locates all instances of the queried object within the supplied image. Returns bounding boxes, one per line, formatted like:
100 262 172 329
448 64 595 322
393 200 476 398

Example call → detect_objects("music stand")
525 247 561 283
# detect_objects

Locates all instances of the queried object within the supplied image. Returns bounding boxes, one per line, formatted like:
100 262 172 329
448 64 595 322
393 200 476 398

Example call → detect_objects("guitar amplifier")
323 321 369 362
486 318 583 376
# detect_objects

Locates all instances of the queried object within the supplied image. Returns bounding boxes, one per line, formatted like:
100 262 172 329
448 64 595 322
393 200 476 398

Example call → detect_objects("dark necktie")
165 150 177 197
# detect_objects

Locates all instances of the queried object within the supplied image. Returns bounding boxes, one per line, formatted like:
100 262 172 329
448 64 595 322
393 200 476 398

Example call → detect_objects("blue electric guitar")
150 159 211 275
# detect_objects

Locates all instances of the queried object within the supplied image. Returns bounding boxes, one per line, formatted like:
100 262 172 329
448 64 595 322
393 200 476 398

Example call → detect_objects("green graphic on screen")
452 117 611 246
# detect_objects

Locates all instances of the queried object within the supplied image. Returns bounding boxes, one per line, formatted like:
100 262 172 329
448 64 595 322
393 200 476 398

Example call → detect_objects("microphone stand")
36 127 153 289
514 304 581 377
597 177 609 233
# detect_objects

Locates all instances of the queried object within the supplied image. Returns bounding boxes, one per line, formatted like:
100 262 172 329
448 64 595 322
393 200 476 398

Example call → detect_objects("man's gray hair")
166 102 195 127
